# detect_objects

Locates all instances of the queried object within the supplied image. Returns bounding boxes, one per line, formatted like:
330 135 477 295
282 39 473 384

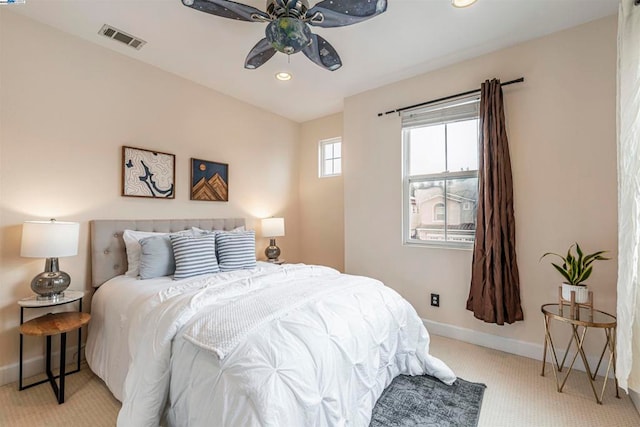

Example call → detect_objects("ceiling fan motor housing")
267 0 310 19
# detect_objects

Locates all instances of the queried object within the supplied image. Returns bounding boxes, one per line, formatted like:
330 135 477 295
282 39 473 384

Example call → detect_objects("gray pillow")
139 235 176 279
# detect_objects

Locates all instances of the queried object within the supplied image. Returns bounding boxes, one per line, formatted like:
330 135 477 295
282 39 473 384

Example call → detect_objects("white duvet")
86 262 456 427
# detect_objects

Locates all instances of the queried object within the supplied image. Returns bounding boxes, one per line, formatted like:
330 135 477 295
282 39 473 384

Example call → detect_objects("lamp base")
36 292 66 302
31 258 71 300
265 238 281 262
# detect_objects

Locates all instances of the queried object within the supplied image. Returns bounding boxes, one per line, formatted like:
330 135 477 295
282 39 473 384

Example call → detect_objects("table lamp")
262 217 285 262
20 219 80 301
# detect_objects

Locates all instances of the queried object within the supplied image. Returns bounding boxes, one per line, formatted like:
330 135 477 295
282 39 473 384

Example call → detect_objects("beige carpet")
0 366 119 427
429 335 640 427
1 335 639 426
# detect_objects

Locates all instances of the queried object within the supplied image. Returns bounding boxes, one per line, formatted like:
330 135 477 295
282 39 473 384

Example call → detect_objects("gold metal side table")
541 303 619 404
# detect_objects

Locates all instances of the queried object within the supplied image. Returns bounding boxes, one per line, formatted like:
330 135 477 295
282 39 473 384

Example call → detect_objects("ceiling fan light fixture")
266 17 312 55
275 72 292 81
451 0 478 8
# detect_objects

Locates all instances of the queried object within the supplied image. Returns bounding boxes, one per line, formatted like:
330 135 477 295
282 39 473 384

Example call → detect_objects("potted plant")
540 243 610 303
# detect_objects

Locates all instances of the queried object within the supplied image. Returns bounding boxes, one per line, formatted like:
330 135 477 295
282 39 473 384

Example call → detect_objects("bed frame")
90 218 245 287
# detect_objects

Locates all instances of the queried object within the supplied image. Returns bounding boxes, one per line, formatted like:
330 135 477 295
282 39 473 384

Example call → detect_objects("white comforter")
87 263 456 427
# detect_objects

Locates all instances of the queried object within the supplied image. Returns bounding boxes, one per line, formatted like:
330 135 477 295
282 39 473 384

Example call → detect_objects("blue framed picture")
122 146 175 199
190 158 229 202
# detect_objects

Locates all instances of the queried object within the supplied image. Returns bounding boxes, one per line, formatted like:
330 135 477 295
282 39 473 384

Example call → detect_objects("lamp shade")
262 217 285 238
21 220 80 258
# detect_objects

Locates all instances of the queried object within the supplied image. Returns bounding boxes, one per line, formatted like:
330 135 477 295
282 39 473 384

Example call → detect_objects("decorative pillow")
123 229 193 277
215 230 257 272
122 230 167 277
139 235 176 279
170 234 219 280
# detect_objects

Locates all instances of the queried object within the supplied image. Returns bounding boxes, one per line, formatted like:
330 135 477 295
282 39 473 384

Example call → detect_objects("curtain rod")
377 77 525 117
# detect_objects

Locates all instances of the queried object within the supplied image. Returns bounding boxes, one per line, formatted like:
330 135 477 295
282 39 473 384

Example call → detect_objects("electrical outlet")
430 293 440 307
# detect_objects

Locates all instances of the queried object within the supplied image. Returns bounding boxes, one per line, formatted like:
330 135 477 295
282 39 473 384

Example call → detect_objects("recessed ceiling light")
452 0 478 8
275 72 292 81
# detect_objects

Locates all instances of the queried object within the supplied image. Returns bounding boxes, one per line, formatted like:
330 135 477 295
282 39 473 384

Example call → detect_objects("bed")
86 218 456 427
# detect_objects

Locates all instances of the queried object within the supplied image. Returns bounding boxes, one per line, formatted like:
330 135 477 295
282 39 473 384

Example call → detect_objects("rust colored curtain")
466 79 523 325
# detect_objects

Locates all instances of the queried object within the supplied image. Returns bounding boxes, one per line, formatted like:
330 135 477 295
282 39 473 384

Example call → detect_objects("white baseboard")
629 389 640 415
0 344 84 387
423 318 615 378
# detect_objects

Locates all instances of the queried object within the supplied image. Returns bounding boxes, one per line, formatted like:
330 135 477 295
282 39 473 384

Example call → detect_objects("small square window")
319 137 342 177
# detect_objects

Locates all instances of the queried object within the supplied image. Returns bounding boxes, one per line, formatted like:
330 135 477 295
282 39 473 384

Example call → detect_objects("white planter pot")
561 283 589 303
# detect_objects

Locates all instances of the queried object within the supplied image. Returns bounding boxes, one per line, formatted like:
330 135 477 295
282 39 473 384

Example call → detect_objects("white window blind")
401 97 480 128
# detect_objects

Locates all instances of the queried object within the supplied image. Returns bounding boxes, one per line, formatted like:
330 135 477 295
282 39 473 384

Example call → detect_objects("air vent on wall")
98 24 146 50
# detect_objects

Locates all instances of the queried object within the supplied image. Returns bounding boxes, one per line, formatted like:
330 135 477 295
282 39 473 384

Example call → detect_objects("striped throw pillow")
215 230 257 272
170 234 219 280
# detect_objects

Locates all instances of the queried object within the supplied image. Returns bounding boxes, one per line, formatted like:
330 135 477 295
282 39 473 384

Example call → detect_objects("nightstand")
541 304 619 404
18 290 87 403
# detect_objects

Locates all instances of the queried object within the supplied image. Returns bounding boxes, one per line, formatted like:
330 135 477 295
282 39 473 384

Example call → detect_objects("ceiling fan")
181 0 388 71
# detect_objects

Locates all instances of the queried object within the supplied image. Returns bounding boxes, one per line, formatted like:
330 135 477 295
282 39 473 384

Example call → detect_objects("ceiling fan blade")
182 0 270 22
306 0 387 28
244 38 277 69
302 34 342 71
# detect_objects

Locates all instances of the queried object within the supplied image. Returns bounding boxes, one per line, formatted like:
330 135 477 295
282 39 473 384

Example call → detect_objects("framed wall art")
122 146 175 199
190 158 229 202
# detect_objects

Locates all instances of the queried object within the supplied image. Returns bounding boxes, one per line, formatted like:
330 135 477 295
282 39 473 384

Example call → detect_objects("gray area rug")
370 374 486 427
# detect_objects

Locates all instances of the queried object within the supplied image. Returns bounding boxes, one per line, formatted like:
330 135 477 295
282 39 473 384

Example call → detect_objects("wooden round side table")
19 312 90 404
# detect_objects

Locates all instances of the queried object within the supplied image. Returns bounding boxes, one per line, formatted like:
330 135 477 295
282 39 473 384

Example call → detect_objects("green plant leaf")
566 252 573 265
575 243 584 278
584 251 610 265
578 265 593 284
552 263 572 283
540 252 564 262
571 256 579 283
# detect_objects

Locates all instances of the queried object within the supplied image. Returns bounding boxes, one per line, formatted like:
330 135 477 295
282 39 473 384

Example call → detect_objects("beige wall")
298 113 344 271
344 17 618 358
0 10 301 382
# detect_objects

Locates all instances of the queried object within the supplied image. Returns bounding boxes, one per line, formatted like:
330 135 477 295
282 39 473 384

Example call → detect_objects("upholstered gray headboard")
90 218 245 287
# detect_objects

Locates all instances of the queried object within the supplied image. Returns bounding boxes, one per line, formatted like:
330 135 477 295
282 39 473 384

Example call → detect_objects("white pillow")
191 225 245 235
123 229 192 277
123 230 166 277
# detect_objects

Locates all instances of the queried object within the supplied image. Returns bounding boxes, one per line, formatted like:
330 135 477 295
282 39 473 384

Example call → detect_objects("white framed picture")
122 146 175 199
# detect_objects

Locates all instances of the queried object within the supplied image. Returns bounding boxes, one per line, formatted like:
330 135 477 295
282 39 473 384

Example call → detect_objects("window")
319 137 342 177
402 96 479 246
433 203 445 222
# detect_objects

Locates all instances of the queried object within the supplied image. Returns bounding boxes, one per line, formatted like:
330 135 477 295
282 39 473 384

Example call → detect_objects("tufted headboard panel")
90 218 245 287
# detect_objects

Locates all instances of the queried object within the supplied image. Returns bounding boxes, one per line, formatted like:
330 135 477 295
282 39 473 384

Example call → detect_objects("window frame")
402 96 480 249
318 137 342 178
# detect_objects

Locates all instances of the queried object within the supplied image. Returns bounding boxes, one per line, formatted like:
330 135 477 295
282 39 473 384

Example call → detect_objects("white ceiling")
10 0 617 122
